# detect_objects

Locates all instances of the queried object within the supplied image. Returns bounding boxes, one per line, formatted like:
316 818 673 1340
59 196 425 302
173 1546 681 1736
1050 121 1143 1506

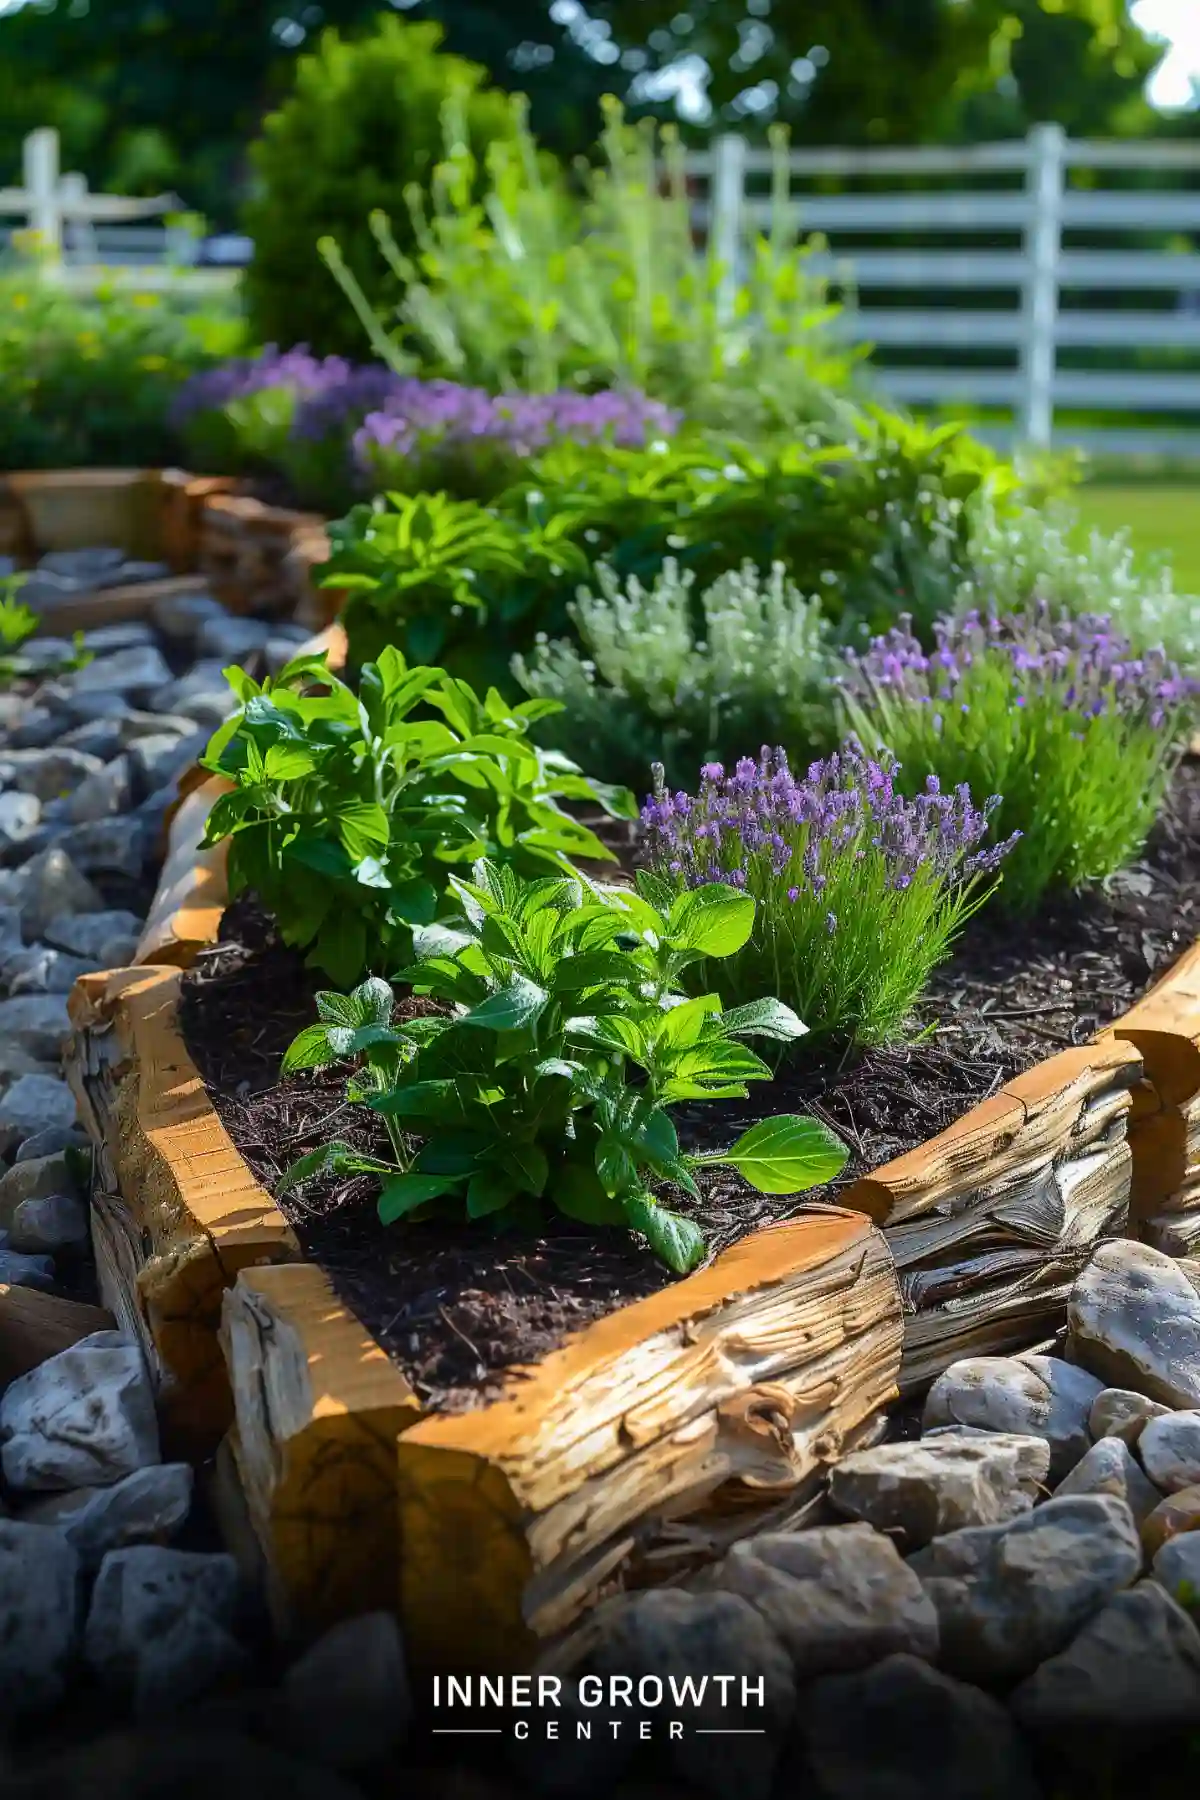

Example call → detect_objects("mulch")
178 760 1200 1413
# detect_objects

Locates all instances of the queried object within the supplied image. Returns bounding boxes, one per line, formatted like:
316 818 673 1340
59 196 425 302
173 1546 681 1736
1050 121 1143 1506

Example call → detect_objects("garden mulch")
178 759 1200 1414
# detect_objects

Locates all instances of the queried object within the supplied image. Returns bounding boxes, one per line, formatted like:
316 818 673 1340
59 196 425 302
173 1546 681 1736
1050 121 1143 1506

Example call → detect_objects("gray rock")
916 1493 1142 1683
923 1354 1103 1481
11 847 104 935
0 993 71 1059
0 746 103 800
1011 1580 1200 1737
589 1588 795 1800
796 1653 1041 1800
0 790 41 850
718 1523 938 1678
14 636 80 674
149 660 233 727
0 1040 43 1089
8 1727 369 1800
85 1546 243 1716
38 545 126 584
103 559 171 589
0 903 21 951
37 679 128 722
16 1126 88 1163
9 708 62 750
197 615 273 662
827 1433 1050 1548
55 718 123 760
9 1190 89 1254
43 906 143 962
1053 1434 1161 1524
0 1236 56 1290
151 590 227 641
2 944 100 995
0 1518 79 1719
1088 1386 1172 1446
0 1151 80 1224
65 754 132 823
1140 1411 1200 1495
1068 1239 1200 1408
127 731 205 797
57 815 146 878
0 1330 160 1491
278 1611 411 1769
80 623 157 654
1152 1530 1200 1603
117 709 197 744
66 644 173 699
0 1072 77 1152
23 1464 193 1570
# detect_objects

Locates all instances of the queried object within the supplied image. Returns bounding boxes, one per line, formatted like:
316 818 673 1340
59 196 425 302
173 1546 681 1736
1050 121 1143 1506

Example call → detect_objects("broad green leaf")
596 1134 636 1198
277 1141 393 1195
625 1195 706 1274
553 1164 626 1227
669 1041 773 1086
466 1167 519 1218
655 994 723 1050
336 800 389 863
264 743 320 781
370 1079 465 1121
497 1141 549 1196
378 1172 460 1224
552 950 640 993
355 976 396 1027
634 869 676 915
704 1114 848 1195
411 922 475 962
315 990 364 1028
666 885 755 959
280 1024 341 1076
461 974 548 1033
719 998 808 1042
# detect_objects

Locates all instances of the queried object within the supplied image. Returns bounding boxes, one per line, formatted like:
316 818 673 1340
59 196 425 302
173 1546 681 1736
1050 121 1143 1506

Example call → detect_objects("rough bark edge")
220 1262 420 1640
65 962 301 1451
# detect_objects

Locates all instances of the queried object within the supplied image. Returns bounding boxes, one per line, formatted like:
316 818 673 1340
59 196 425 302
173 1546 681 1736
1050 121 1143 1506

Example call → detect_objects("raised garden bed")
62 750 1200 1668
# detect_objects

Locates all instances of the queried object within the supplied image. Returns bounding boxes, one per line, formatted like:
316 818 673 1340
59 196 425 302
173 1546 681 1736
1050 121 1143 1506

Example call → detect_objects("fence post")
1018 122 1066 449
22 127 62 261
710 133 747 323
59 171 97 265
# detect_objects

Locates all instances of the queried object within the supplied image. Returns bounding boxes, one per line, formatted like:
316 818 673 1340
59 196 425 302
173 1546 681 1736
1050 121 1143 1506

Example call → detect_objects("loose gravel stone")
2 944 99 995
795 1652 1041 1800
80 623 157 654
0 1330 160 1492
0 1072 77 1152
12 847 104 935
85 1546 244 1717
0 993 71 1059
1088 1386 1172 1446
23 1463 194 1570
916 1493 1142 1683
151 590 227 641
64 755 132 823
43 906 143 962
277 1611 412 1770
0 1151 79 1223
1139 1411 1200 1495
0 1235 56 1290
923 1354 1102 1481
827 1434 1049 1547
718 1523 939 1678
1069 1239 1200 1408
0 746 104 800
1010 1580 1200 1739
0 1518 80 1720
1053 1434 1162 1524
15 1124 89 1162
1142 1483 1200 1559
67 645 173 699
0 790 41 850
8 1190 89 1255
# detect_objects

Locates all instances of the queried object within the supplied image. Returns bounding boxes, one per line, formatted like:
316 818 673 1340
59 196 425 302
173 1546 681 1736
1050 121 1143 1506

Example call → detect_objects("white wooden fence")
688 124 1200 457
0 128 239 293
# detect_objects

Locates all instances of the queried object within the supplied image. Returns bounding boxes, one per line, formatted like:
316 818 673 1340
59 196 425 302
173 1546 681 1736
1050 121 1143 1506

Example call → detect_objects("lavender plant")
641 741 1015 1047
840 606 1199 915
513 558 836 791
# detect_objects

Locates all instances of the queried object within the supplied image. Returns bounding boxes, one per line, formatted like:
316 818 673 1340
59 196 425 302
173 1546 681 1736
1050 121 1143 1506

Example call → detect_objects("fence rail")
689 124 1200 456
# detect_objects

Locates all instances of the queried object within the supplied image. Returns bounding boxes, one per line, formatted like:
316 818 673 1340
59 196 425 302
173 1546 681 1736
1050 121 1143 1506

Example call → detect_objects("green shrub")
841 607 1198 916
242 16 519 360
513 558 836 794
278 860 846 1273
321 96 860 439
0 258 241 470
641 741 1015 1049
199 643 633 988
320 415 1021 683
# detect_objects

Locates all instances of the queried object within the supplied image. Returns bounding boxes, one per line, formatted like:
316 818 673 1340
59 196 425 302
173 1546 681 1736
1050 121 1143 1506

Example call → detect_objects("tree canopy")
0 0 1182 227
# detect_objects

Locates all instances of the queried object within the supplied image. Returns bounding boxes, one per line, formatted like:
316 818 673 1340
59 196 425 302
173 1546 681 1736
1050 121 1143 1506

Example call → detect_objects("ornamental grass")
841 604 1198 915
641 740 1016 1048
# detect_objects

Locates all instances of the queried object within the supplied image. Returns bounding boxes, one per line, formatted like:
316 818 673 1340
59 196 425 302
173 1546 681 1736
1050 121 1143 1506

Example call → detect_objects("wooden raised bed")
1 466 344 631
65 765 1200 1665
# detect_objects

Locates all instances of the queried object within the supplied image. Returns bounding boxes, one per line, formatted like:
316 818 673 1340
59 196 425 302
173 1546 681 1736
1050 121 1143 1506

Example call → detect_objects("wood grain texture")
0 1286 114 1389
135 778 232 969
395 1208 903 1672
6 468 163 558
1099 942 1200 1230
221 1262 420 1638
65 963 300 1451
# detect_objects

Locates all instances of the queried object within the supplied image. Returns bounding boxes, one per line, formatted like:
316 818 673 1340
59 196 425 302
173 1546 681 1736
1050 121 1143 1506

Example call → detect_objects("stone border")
1 467 345 632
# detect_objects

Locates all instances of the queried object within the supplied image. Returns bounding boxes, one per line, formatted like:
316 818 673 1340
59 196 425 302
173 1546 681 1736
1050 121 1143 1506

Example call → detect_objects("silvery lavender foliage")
839 603 1199 913
641 741 1016 1044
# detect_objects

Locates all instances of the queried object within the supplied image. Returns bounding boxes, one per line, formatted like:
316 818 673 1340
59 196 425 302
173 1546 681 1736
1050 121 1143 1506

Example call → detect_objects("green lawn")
1072 484 1200 593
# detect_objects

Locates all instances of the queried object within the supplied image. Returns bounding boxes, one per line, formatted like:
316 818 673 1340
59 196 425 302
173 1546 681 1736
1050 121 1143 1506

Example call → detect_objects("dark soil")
179 761 1200 1413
